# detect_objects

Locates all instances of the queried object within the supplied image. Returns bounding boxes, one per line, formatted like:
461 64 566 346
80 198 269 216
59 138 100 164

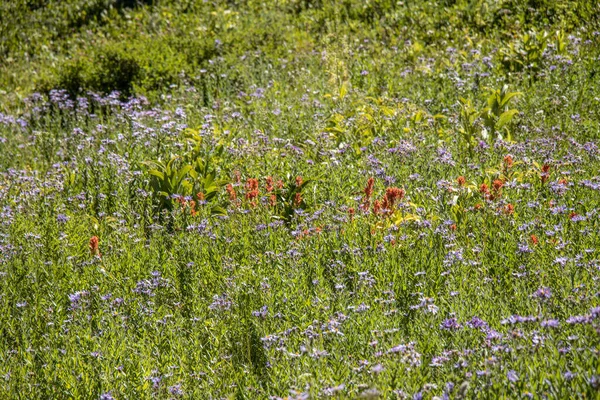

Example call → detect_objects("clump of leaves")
498 30 549 84
183 129 229 207
458 97 479 156
480 85 521 142
143 156 193 213
271 175 314 224
458 85 520 153
143 152 228 217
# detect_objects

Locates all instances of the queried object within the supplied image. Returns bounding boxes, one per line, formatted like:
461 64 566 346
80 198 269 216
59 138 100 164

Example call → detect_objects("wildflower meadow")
1 0 600 398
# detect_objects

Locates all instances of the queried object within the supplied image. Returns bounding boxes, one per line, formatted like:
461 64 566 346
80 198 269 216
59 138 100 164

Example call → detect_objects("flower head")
89 236 100 257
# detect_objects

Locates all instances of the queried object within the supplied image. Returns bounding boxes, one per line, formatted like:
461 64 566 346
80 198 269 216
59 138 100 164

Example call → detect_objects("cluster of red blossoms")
176 193 205 217
361 177 405 216
89 236 101 258
503 155 514 171
479 179 505 201
541 164 551 184
226 175 302 208
478 180 514 214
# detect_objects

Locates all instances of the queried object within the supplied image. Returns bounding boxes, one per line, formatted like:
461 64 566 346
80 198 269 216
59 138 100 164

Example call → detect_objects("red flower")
245 178 259 204
293 192 302 207
503 203 514 215
457 176 466 186
89 236 100 257
381 187 405 213
265 176 274 192
541 164 551 184
295 176 303 187
196 192 205 201
246 178 259 191
364 177 375 198
503 155 514 169
362 177 375 211
492 179 504 191
226 184 237 201
479 183 489 194
530 234 539 245
373 200 381 215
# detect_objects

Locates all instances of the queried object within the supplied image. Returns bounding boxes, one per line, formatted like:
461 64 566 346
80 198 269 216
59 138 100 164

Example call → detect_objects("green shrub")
91 46 142 96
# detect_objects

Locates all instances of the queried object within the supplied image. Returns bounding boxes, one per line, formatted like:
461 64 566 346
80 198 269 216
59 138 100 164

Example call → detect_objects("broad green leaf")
496 109 519 129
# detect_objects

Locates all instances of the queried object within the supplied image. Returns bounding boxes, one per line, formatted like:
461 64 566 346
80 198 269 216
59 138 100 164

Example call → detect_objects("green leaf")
174 164 193 186
148 169 165 180
496 109 519 129
500 91 521 108
210 206 227 216
339 81 349 100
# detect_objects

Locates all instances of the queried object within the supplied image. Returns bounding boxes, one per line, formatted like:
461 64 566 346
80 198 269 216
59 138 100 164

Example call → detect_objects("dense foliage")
1 0 600 398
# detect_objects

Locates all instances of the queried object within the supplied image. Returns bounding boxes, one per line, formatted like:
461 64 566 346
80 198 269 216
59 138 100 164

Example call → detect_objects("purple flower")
541 319 560 328
440 318 461 331
507 370 519 383
467 316 489 331
563 371 576 381
169 384 184 396
532 287 552 299
371 364 385 374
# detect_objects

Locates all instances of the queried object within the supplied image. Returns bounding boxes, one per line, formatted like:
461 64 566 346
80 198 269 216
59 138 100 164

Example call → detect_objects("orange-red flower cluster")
293 192 302 207
381 187 405 213
480 179 505 201
361 178 405 216
89 236 100 258
266 176 274 192
245 178 259 204
362 177 375 211
530 234 539 245
226 184 237 201
189 200 198 216
541 164 551 184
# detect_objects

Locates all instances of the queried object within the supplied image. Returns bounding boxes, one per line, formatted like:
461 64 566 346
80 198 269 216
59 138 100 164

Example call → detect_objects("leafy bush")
91 46 142 96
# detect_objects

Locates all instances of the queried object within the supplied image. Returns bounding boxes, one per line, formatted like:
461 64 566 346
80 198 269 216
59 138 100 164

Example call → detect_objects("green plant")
272 176 314 224
143 156 193 213
480 85 521 142
457 97 479 155
91 46 142 96
498 30 549 84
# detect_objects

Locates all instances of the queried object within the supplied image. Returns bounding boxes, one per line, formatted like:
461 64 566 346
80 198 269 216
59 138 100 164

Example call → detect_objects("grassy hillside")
1 0 600 399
